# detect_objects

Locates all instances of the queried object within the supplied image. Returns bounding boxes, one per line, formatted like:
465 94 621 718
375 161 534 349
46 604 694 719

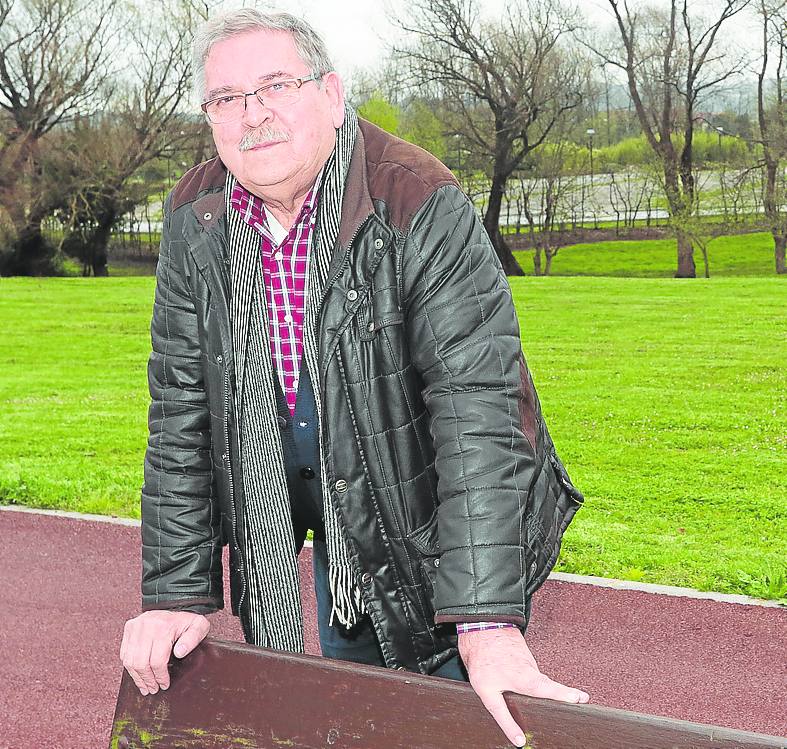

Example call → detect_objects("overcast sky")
215 0 761 89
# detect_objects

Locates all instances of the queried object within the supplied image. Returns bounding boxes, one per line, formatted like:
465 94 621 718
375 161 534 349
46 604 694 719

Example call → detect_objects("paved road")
1 510 785 748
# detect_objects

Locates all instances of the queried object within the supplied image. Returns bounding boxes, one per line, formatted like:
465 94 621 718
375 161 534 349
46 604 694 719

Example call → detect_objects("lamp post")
586 128 596 183
716 126 724 153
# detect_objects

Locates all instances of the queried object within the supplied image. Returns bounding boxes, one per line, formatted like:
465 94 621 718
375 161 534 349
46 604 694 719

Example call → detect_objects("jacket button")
374 238 384 249
203 212 212 221
366 321 375 333
216 354 223 364
221 453 228 462
335 479 348 493
361 572 372 585
300 466 315 480
433 558 440 567
346 289 358 301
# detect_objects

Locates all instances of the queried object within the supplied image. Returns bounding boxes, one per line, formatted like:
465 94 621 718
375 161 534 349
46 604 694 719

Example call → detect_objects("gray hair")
192 9 334 105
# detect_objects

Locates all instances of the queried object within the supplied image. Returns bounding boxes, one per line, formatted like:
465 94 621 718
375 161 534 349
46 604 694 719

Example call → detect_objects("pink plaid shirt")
229 179 513 634
230 181 317 414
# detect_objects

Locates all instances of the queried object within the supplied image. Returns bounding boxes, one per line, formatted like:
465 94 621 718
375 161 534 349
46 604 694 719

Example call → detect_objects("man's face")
203 29 345 199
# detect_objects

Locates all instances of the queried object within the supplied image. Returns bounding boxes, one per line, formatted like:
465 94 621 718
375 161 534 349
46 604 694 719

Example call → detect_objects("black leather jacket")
140 119 584 674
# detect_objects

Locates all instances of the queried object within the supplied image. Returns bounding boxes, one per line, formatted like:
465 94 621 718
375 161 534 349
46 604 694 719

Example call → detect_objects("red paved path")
0 511 785 749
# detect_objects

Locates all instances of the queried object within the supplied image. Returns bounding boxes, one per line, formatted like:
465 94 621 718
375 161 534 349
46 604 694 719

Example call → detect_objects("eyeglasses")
201 72 321 124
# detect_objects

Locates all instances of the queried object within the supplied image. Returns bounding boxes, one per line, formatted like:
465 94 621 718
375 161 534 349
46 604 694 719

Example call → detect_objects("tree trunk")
0 222 58 276
762 160 787 275
532 246 542 276
544 248 555 276
62 204 116 276
0 144 59 276
483 172 523 276
191 121 214 166
90 213 115 276
775 234 787 275
663 162 696 278
92 253 110 276
675 229 696 278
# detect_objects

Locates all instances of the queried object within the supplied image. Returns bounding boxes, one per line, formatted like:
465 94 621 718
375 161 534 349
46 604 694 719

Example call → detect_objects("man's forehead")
204 30 308 91
206 28 302 65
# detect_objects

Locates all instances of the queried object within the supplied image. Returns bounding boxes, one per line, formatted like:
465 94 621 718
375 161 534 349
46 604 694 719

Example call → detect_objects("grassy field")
515 231 778 277
0 269 785 601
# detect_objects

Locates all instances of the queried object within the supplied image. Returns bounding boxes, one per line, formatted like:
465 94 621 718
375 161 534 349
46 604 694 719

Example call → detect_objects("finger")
130 637 161 695
125 666 151 696
119 619 136 665
476 689 527 747
172 616 210 659
517 672 589 704
120 624 150 696
149 636 174 691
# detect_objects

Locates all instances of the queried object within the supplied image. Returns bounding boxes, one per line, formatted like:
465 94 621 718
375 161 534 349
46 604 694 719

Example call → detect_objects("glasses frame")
200 72 322 124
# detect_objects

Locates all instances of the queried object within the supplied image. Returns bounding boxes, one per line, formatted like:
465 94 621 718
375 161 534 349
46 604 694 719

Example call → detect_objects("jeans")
311 538 468 682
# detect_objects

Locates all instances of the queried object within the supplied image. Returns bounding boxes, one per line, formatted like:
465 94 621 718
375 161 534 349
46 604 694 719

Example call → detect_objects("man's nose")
242 93 274 127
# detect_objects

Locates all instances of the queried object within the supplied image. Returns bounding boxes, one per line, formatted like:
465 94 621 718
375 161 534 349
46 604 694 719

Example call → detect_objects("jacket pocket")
406 510 441 601
525 452 584 596
548 452 585 506
357 291 404 341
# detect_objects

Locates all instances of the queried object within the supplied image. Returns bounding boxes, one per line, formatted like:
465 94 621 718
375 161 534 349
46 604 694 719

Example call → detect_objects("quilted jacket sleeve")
140 195 223 614
402 184 577 628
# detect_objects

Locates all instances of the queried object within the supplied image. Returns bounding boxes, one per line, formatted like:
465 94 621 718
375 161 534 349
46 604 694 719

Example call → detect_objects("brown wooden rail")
109 638 786 749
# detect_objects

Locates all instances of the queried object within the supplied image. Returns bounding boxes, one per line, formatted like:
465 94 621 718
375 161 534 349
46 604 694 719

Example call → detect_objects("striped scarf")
226 107 361 652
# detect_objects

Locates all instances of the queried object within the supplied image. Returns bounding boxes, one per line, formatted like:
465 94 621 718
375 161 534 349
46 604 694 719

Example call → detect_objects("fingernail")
514 734 526 747
161 683 169 691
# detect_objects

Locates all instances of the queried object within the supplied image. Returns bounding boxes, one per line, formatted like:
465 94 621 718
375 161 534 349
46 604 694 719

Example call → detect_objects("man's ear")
322 71 346 127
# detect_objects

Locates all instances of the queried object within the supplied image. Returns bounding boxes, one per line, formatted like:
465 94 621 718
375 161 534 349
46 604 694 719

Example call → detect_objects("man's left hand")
458 627 589 747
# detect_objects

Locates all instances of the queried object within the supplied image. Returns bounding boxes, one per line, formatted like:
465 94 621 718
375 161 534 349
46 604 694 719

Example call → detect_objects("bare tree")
519 140 577 275
52 2 198 276
591 0 750 277
757 0 787 274
608 170 657 232
393 0 583 275
0 0 117 275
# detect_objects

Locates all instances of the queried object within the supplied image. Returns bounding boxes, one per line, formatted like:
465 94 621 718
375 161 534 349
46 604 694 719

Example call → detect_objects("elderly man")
120 9 588 747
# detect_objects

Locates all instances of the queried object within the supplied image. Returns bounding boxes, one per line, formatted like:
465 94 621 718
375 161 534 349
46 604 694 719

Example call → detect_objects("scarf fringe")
327 564 367 628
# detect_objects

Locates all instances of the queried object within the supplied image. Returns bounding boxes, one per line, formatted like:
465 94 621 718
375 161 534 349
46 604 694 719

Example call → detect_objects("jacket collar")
337 124 375 249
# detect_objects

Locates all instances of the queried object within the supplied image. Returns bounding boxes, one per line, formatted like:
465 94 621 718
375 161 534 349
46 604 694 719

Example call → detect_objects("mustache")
238 127 290 151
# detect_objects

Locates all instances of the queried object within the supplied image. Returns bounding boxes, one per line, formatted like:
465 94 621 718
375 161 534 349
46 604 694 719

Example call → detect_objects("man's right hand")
120 610 210 695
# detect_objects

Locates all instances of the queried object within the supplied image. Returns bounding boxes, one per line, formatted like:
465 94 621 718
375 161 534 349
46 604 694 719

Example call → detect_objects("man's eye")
267 81 296 94
216 96 239 107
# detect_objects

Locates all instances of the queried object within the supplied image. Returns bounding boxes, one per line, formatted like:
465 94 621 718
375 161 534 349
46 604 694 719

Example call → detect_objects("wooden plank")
109 638 787 749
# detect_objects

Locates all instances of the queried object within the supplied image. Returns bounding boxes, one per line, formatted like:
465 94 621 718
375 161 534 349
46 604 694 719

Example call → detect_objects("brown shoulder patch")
359 119 459 233
171 157 227 212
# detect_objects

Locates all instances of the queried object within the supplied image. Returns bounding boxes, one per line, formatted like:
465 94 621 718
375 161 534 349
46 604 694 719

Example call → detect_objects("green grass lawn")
1 273 785 602
515 231 779 277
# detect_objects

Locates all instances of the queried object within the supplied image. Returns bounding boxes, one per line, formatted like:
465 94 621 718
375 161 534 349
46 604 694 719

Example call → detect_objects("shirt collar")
231 168 323 240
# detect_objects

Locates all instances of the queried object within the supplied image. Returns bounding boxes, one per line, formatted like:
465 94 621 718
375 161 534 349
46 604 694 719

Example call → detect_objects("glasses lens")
263 80 300 104
207 96 243 123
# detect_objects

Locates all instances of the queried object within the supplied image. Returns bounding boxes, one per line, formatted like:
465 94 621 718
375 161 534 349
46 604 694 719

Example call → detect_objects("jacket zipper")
223 366 247 611
319 242 354 308
316 223 402 664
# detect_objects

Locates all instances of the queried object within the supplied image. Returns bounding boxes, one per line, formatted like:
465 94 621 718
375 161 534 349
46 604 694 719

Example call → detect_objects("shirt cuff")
455 622 517 634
